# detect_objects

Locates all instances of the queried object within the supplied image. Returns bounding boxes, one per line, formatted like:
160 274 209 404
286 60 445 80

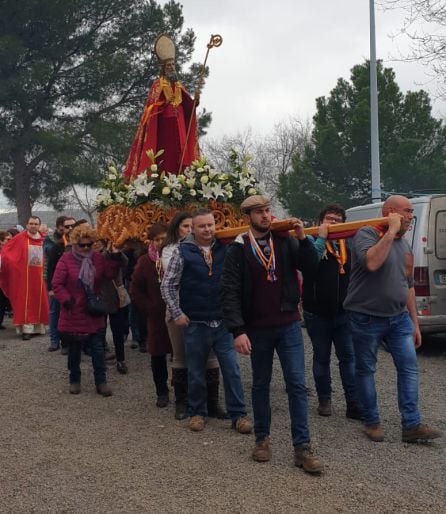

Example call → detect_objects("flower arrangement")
96 149 260 211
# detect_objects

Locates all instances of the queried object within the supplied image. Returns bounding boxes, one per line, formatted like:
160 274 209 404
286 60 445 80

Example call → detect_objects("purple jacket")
52 251 121 334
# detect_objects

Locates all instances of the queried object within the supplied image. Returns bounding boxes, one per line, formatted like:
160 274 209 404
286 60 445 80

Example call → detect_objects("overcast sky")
2 1 445 211
177 0 445 139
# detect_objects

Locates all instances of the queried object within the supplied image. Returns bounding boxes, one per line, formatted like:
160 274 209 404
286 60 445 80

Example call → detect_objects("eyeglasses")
78 242 93 248
324 215 344 223
64 224 75 229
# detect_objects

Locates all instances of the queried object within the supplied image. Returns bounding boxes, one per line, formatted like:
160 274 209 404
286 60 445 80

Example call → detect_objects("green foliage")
0 0 210 220
279 61 446 219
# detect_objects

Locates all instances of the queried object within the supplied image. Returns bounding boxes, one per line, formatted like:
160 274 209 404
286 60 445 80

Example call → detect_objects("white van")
346 195 446 335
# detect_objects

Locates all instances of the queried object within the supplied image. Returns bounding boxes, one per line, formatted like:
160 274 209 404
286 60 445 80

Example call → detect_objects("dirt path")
1 324 445 513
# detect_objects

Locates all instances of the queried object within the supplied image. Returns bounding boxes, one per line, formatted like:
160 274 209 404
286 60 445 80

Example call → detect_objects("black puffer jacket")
221 234 318 337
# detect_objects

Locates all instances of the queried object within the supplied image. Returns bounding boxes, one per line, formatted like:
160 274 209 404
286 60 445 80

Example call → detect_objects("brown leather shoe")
365 424 385 442
189 415 205 432
252 438 271 462
294 443 323 474
317 399 332 417
96 383 113 397
232 416 252 434
402 424 442 443
69 383 81 395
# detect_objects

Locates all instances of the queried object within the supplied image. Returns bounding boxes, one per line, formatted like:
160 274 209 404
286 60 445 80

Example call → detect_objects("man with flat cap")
221 196 324 474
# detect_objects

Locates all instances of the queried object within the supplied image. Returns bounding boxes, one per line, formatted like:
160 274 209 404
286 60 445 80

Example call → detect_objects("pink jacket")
52 251 121 334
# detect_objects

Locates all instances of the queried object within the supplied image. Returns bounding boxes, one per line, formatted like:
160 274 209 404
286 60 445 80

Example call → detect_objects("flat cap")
240 195 271 214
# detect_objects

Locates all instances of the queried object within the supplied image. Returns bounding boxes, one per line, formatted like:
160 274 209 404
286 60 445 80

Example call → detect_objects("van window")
404 217 416 249
435 210 446 259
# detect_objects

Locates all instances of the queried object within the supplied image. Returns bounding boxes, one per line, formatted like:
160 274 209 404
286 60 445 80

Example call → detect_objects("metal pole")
370 0 381 203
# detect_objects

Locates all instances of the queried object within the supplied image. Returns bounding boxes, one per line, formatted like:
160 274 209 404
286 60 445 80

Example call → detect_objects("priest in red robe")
123 58 200 179
0 216 49 339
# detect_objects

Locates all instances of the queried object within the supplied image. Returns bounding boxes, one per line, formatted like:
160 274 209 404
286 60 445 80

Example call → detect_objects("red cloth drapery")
0 231 49 325
123 78 200 178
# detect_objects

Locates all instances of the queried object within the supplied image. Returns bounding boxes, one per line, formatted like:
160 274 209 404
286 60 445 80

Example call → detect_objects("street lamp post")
370 0 382 203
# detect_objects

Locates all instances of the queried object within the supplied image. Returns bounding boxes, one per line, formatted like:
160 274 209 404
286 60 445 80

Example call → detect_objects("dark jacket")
302 239 351 317
221 233 318 336
130 254 172 356
46 237 66 290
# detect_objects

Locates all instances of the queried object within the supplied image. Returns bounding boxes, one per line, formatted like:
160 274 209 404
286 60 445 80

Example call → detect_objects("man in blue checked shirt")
161 209 252 435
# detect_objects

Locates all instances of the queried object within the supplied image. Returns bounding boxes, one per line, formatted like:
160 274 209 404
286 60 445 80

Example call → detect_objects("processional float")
96 33 387 245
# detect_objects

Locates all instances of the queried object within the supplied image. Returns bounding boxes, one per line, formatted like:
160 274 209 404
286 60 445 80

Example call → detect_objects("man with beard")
221 196 324 474
124 46 200 178
344 195 442 444
0 216 49 339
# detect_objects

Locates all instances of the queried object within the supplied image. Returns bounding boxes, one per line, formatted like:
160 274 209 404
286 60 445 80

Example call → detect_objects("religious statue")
123 35 200 178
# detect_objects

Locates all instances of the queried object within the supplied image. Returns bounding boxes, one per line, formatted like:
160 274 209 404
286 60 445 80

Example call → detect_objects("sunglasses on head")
78 242 93 248
64 224 75 229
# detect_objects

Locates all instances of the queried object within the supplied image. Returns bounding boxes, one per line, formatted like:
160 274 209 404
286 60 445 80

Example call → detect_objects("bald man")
344 195 442 444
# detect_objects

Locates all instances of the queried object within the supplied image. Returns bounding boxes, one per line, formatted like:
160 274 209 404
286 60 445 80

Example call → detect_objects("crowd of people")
0 194 442 475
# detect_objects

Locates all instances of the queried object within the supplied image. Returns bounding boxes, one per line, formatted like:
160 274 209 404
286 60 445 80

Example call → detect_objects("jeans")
248 321 309 447
183 322 246 420
348 310 420 429
49 295 61 347
67 332 107 386
305 310 357 403
109 308 127 362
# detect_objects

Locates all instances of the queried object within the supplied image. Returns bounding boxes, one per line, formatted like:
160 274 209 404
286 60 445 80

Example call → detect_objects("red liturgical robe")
0 231 49 326
123 77 200 178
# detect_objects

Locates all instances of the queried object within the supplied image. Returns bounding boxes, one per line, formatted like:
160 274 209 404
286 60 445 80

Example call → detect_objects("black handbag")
83 284 107 317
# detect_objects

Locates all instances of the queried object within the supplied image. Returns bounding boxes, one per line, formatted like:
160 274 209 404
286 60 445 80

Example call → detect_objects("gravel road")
1 321 445 513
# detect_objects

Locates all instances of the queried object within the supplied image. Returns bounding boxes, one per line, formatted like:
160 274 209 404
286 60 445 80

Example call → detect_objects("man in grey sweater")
344 195 442 443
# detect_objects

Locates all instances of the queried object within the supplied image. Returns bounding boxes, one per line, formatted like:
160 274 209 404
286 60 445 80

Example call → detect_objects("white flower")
151 173 159 179
108 174 116 181
210 183 225 198
197 167 205 173
162 186 171 195
186 178 195 188
248 188 257 195
227 191 233 199
199 183 215 200
150 164 158 172
208 168 220 180
200 175 209 184
238 177 253 190
135 181 155 197
164 173 181 189
189 189 197 197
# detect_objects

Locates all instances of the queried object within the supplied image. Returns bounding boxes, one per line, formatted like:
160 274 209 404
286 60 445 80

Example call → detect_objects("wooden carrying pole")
178 34 223 174
215 217 389 240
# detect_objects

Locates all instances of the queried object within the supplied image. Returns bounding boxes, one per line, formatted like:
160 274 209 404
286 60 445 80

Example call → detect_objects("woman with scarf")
130 223 172 408
52 225 123 396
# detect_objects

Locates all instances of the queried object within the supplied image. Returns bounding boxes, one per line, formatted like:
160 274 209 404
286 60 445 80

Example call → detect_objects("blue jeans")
305 310 357 403
67 332 107 386
248 321 310 447
348 310 420 429
183 322 246 420
49 295 61 347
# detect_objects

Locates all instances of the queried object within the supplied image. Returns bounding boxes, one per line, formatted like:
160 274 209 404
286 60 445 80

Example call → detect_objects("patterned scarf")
148 243 162 282
72 247 95 290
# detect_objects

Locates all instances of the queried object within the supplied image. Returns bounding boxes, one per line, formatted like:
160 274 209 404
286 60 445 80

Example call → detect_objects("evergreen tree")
0 0 209 224
279 61 446 219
